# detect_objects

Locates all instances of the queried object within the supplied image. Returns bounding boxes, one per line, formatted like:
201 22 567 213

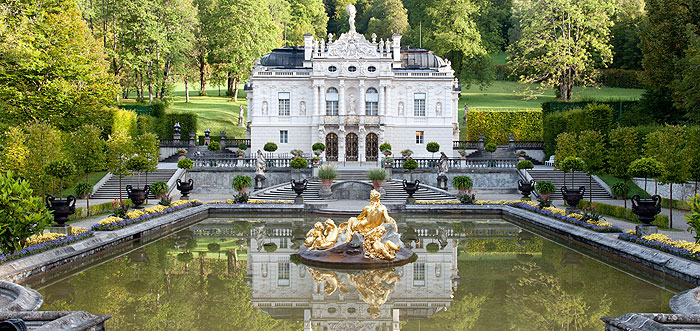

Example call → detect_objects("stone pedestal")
312 163 319 178
437 174 448 190
295 195 304 204
406 197 416 204
319 187 332 199
49 226 72 235
636 224 658 237
254 174 266 191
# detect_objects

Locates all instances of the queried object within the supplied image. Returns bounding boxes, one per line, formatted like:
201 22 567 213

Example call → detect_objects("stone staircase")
251 169 455 203
91 169 179 199
526 169 611 200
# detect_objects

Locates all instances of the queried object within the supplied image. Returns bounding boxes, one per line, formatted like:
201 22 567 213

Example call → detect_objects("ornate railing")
159 138 193 147
392 158 517 169
453 140 545 150
220 138 251 148
192 155 311 168
453 141 480 150
510 141 545 149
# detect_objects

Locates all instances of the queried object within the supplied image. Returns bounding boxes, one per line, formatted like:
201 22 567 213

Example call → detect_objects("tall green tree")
106 131 134 202
609 0 645 70
23 123 66 197
671 27 700 122
361 0 409 40
684 126 700 195
607 126 638 209
68 125 106 214
287 0 328 45
579 130 607 202
0 0 118 131
0 128 28 178
508 0 615 100
474 0 512 53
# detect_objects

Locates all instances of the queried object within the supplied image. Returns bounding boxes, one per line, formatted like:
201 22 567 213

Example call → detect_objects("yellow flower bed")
642 233 700 254
70 227 88 235
542 206 566 216
25 233 65 246
144 205 168 214
588 220 613 228
125 210 144 219
415 200 460 205
247 199 295 204
98 216 124 226
567 213 583 220
170 199 201 207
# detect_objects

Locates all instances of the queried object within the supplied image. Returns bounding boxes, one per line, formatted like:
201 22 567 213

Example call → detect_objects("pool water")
29 215 687 330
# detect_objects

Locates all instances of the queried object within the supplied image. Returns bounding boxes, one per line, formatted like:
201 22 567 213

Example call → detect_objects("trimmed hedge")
577 200 669 229
113 109 138 138
117 104 152 116
661 198 691 212
598 69 643 89
466 110 543 144
159 112 198 139
543 104 613 156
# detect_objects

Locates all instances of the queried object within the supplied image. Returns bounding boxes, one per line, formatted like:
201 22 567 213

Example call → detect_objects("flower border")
91 201 203 231
509 202 622 233
0 231 95 264
205 199 298 205
619 232 700 262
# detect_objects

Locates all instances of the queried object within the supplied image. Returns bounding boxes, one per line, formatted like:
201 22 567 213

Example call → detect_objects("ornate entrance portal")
326 133 338 161
366 133 378 161
346 133 358 161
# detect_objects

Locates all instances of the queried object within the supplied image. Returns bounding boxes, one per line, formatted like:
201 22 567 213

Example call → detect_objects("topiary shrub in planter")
312 142 325 153
366 168 387 190
380 142 392 156
45 159 76 199
485 143 498 153
290 157 309 169
237 142 248 156
426 142 440 158
207 141 221 151
516 160 534 170
453 176 475 204
264 142 278 153
291 149 304 158
628 157 664 192
176 158 194 199
232 175 252 202
263 242 278 253
0 171 53 254
535 181 556 208
426 242 440 253
401 149 413 158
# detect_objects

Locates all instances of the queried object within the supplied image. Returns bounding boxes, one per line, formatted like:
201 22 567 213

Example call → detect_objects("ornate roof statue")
325 4 379 59
346 4 357 33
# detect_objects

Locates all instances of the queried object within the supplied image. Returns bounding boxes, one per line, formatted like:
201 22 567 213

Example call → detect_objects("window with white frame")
278 262 290 286
416 131 424 144
280 130 288 143
414 93 426 116
413 263 425 286
365 87 378 116
326 87 339 115
278 92 290 116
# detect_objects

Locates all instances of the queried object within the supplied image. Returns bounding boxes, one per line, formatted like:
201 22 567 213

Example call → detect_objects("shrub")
366 168 387 181
558 156 585 173
485 143 497 153
402 158 418 171
466 110 543 144
578 200 669 228
264 142 278 152
535 181 556 195
312 142 325 152
238 142 248 151
379 142 392 154
0 171 53 254
207 242 221 252
516 160 534 170
44 159 76 181
232 175 252 193
177 158 193 169
291 149 304 157
685 194 700 243
75 182 92 197
125 155 150 172
628 157 664 180
290 157 308 169
611 182 627 198
426 142 440 154
70 200 133 220
400 149 413 156
264 242 278 253
318 165 337 180
150 181 169 197
452 176 474 192
159 112 197 139
150 99 167 118
208 141 221 151
426 242 440 253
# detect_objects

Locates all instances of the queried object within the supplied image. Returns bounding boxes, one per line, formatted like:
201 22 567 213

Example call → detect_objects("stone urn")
126 184 150 209
518 179 535 199
176 179 194 199
631 194 662 224
291 179 308 203
561 186 585 207
402 179 420 204
46 195 77 227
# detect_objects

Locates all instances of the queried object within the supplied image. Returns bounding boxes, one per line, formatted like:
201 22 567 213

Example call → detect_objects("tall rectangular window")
278 263 290 286
278 92 290 116
280 130 288 143
414 93 426 116
365 87 379 116
326 88 339 115
416 131 424 144
413 263 425 286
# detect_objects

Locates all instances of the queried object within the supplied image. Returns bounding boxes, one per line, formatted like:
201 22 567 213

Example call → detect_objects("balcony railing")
323 115 380 125
192 155 312 169
391 158 517 169
452 141 480 150
453 140 545 150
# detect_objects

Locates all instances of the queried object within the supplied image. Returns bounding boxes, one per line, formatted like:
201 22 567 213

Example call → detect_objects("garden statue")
348 268 400 319
297 190 415 267
346 4 356 33
438 152 449 175
255 149 266 191
238 105 245 127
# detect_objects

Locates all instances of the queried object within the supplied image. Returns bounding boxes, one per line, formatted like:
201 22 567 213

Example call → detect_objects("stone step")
91 170 179 199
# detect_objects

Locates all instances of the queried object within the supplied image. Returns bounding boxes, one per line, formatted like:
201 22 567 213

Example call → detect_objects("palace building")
246 8 460 162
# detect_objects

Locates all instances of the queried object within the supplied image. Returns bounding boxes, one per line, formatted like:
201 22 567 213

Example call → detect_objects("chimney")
392 34 402 67
303 33 313 61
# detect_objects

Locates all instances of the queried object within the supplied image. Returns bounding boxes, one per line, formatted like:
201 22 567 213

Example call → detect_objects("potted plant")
516 160 536 198
611 182 627 200
458 148 467 158
367 168 387 190
237 142 248 157
151 181 169 199
311 156 321 164
535 181 555 208
208 141 221 152
232 175 252 202
628 158 664 223
628 157 664 192
264 142 278 155
383 156 394 167
125 155 151 209
291 149 304 158
75 182 91 199
558 156 586 207
401 149 413 158
380 142 392 156
312 142 325 156
518 150 527 158
485 143 498 167
44 159 77 226
177 158 194 199
290 156 309 169
403 157 418 180
318 165 337 194
452 176 475 204
177 148 187 156
426 142 440 158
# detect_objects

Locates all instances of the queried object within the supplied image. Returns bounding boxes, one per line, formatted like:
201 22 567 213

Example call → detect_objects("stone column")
339 80 346 116
220 131 227 148
359 129 366 163
359 80 366 116
339 132 346 162
478 134 484 151
189 132 196 146
386 84 392 118
378 84 384 117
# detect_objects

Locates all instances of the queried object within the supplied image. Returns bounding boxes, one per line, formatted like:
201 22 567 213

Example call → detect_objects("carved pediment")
326 32 379 59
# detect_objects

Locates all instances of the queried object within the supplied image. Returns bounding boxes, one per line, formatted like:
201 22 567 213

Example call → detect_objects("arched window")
326 87 338 115
365 87 378 116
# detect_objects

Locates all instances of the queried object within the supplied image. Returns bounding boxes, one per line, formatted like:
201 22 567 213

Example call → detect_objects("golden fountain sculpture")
299 190 415 267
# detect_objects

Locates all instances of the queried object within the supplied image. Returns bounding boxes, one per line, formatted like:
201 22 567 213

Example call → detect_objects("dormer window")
348 66 357 72
328 66 337 72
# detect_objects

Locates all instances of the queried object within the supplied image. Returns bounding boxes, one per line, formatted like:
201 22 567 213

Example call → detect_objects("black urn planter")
126 184 150 209
291 179 308 203
631 194 662 224
518 179 535 199
561 186 586 207
46 195 77 227
177 179 194 199
402 179 421 203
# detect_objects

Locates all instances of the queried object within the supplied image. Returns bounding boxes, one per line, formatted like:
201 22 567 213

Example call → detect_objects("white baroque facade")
246 12 460 162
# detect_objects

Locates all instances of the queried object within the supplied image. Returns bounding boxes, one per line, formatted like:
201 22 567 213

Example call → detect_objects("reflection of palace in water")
189 217 522 330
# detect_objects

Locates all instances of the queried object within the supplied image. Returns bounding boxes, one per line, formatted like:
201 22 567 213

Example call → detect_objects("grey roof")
259 47 305 68
400 50 447 70
258 47 447 70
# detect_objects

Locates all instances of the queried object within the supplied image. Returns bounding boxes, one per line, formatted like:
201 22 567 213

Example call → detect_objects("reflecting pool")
28 215 688 330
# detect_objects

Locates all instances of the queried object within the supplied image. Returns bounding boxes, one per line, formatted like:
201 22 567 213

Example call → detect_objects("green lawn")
597 174 651 199
63 171 109 197
123 80 644 139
